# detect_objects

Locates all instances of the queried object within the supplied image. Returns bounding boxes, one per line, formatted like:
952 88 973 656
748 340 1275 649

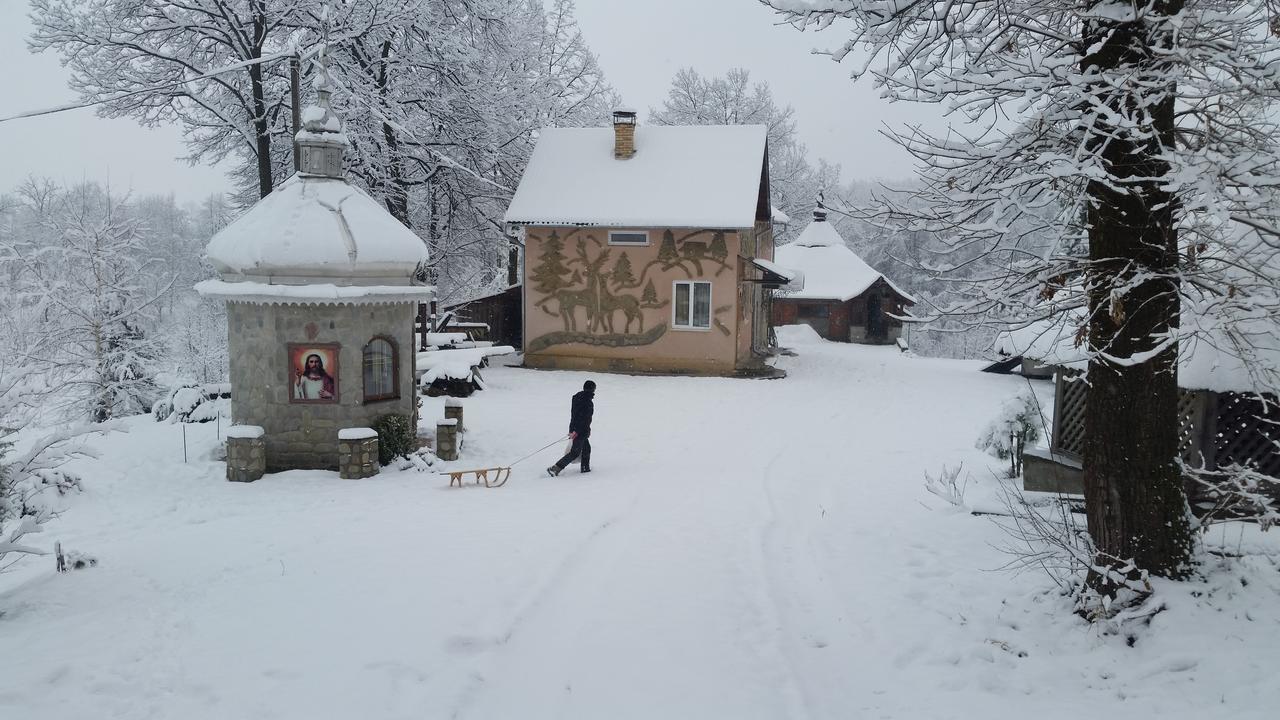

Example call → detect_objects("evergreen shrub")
372 413 416 466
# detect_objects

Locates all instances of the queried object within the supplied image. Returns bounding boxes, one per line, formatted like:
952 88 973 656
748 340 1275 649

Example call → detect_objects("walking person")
547 380 595 476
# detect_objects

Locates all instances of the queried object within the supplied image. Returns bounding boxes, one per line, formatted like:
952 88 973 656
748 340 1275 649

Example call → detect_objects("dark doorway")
797 303 831 339
866 292 886 342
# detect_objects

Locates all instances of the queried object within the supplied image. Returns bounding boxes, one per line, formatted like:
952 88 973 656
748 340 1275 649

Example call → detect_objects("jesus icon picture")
288 343 340 403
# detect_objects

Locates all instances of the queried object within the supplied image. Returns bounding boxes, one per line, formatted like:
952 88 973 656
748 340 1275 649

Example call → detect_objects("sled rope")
438 434 569 489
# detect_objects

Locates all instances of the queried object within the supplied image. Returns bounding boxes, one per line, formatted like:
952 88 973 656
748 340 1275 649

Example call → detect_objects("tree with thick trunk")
1080 0 1193 581
765 0 1280 589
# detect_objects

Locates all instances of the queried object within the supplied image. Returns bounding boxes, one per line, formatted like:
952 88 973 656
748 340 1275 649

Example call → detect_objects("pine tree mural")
611 251 636 288
641 279 659 306
658 230 679 266
531 231 571 294
709 232 728 263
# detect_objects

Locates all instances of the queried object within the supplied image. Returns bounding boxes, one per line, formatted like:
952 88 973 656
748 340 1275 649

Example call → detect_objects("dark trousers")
554 435 591 471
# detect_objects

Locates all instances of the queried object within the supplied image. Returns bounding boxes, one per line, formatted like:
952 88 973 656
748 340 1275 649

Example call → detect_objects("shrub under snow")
976 389 1043 478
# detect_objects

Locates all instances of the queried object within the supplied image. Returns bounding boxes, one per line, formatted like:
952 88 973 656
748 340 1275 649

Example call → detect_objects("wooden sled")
445 466 512 488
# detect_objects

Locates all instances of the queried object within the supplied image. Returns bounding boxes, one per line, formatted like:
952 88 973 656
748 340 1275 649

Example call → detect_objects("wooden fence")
1050 369 1279 493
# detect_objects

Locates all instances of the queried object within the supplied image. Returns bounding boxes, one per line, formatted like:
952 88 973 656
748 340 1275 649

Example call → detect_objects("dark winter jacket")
568 389 595 438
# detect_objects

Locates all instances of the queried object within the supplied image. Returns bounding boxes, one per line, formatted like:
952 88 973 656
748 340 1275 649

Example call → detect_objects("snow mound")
775 323 825 346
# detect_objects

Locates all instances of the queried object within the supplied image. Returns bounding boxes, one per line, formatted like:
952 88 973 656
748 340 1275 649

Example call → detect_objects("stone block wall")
226 433 266 482
436 419 459 461
444 398 464 433
338 435 380 479
227 301 417 471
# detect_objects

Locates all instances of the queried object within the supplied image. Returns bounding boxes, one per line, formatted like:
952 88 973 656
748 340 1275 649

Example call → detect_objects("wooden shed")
771 200 915 345
1011 316 1280 513
442 285 523 349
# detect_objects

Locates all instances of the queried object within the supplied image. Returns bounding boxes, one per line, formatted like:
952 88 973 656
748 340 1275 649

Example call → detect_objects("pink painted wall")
523 226 749 374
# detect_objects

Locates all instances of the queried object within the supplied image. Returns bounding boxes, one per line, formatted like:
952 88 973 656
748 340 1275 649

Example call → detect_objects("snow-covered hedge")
975 390 1043 477
152 383 231 423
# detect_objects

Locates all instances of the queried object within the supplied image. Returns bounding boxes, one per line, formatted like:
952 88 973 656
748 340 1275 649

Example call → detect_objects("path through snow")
1 329 1277 719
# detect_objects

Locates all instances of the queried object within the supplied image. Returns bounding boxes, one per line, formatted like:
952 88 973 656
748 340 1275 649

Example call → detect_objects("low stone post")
226 425 266 483
444 397 464 433
436 418 459 461
338 428 380 479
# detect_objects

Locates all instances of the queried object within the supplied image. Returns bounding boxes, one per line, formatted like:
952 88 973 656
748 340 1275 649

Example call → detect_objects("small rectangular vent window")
608 231 649 246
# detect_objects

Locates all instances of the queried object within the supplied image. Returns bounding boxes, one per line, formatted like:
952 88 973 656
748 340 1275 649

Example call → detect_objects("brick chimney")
612 109 637 160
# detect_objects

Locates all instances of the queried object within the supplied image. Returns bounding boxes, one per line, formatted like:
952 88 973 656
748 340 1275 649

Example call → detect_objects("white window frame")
608 230 649 246
362 336 399 403
672 281 713 331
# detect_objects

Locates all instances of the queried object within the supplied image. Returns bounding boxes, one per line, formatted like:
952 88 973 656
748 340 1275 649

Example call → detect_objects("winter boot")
546 465 561 477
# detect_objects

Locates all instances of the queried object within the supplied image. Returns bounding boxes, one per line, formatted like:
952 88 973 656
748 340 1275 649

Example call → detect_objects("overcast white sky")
0 0 938 202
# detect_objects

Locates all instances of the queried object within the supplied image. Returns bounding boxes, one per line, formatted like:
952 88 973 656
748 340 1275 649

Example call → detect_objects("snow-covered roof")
203 174 429 286
994 310 1280 394
774 218 915 303
751 258 805 292
416 346 515 384
504 125 768 228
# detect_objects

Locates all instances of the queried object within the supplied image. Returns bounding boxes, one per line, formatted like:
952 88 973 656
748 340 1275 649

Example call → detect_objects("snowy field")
1 327 1277 720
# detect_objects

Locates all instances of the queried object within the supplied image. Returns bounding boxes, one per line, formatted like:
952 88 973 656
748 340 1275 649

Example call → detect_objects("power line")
0 46 324 125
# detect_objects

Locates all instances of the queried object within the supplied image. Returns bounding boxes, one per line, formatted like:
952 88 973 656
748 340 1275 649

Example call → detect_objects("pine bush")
372 414 416 466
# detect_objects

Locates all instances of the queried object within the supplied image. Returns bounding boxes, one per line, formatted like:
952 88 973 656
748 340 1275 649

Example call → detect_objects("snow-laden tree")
28 0 417 204
649 67 838 239
0 365 93 573
319 0 615 302
29 0 302 201
1 183 167 422
0 287 91 572
30 0 614 302
765 0 1280 587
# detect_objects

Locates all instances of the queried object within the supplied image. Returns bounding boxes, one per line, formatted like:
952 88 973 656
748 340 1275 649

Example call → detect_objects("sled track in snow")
448 493 642 719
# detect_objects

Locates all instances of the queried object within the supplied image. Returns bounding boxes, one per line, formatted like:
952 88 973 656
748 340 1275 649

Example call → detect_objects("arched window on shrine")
362 337 399 403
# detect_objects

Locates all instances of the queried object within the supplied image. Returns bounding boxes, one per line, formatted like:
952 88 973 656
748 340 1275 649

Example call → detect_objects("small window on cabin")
673 281 712 329
363 337 398 403
608 231 649 246
798 304 829 319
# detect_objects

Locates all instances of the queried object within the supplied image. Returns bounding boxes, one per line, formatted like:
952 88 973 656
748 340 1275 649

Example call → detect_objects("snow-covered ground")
2 327 1276 719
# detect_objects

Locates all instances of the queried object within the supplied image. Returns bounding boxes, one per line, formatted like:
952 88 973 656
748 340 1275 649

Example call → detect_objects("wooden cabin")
771 199 915 344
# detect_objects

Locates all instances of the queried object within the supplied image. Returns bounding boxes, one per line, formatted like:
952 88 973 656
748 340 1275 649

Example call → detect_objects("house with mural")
772 197 915 345
503 111 792 376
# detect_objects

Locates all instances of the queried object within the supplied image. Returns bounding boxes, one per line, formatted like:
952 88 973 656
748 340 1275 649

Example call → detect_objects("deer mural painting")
522 227 754 364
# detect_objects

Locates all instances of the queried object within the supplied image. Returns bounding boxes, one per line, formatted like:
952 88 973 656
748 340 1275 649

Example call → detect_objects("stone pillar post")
226 425 266 483
338 428 380 479
436 418 459 461
444 397 464 434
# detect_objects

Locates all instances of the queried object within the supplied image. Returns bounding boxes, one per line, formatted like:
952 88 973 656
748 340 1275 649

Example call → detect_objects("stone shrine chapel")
196 60 432 475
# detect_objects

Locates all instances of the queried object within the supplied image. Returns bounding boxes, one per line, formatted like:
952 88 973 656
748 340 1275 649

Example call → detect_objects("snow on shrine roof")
504 125 767 228
774 219 915 303
194 279 432 305
204 174 428 284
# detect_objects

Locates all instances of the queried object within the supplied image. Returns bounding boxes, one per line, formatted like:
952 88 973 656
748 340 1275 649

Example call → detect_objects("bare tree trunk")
1081 0 1193 586
378 39 410 226
383 120 410 225
249 4 273 199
